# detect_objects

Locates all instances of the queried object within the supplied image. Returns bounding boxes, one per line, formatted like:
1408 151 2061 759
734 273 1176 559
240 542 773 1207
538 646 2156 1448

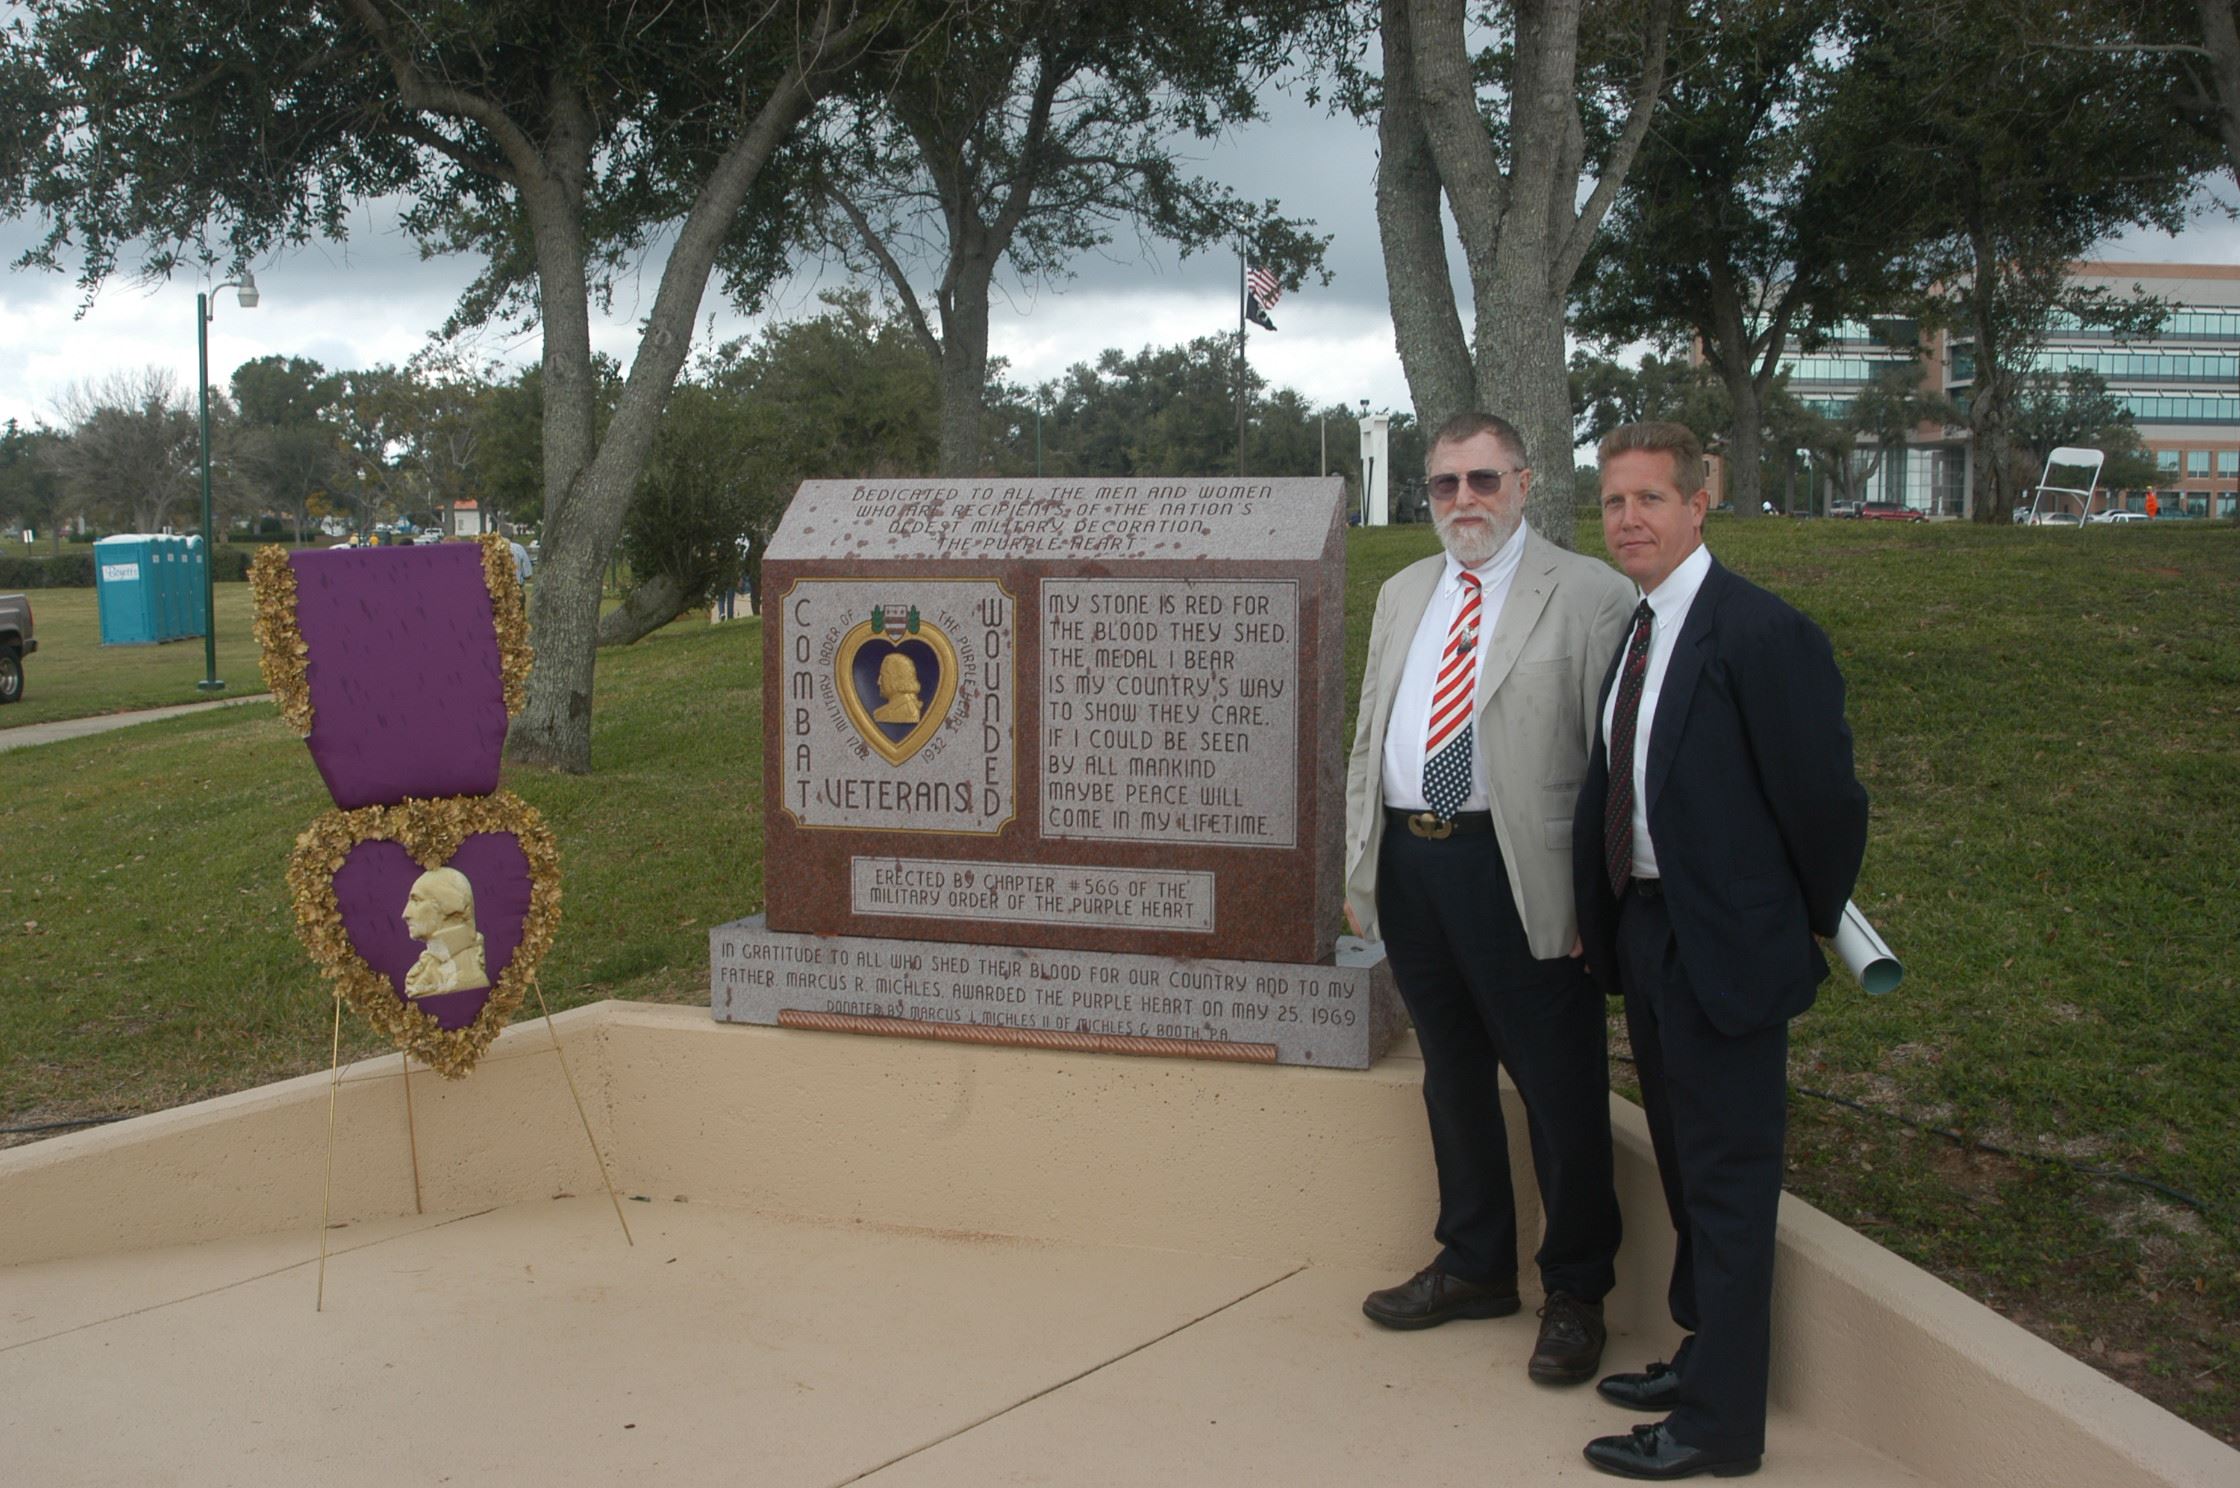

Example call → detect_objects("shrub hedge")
0 548 253 589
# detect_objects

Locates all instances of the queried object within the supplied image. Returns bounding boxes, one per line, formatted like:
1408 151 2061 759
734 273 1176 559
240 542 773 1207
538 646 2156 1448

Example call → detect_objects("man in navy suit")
1572 422 1869 1479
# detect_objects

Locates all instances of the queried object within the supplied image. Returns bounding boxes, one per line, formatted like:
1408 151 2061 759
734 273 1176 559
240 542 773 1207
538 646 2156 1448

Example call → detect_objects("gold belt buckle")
1407 812 1453 840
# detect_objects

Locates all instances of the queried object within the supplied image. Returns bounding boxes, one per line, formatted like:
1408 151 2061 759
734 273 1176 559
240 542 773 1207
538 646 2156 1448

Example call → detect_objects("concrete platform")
5 1199 1928 1487
2 1002 2233 1487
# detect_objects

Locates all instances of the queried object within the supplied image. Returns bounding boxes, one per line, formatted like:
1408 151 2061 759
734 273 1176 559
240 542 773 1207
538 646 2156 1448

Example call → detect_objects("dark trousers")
1377 823 1621 1300
1618 887 1788 1457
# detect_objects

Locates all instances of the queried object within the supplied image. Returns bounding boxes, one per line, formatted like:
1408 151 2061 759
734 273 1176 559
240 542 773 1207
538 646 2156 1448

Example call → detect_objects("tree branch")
825 185 941 363
328 0 549 185
1554 0 1673 292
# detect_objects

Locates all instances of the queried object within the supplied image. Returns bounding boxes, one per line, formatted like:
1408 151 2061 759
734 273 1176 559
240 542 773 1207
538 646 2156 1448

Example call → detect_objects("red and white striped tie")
1422 572 1482 820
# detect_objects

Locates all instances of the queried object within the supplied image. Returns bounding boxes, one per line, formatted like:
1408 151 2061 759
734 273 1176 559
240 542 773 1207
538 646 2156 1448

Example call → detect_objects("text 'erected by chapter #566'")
852 857 1215 932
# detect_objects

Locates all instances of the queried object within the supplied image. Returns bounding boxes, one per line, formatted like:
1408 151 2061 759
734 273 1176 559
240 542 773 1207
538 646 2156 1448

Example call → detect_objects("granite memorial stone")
713 476 1402 1067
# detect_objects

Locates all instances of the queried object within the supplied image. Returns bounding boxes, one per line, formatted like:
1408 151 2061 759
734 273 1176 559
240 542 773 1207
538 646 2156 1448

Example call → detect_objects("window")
2157 449 2182 473
2046 305 2240 341
1781 354 1915 383
2119 392 2240 424
2036 349 2239 384
2186 450 2212 476
2219 450 2239 475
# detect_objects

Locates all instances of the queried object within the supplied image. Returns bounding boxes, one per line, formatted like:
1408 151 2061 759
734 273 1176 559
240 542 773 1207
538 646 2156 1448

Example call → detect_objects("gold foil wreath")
249 545 314 736
287 791 562 1078
248 536 534 737
477 531 533 719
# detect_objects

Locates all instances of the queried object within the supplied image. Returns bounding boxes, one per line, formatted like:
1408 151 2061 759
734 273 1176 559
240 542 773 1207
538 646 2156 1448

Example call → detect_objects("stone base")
709 915 1403 1068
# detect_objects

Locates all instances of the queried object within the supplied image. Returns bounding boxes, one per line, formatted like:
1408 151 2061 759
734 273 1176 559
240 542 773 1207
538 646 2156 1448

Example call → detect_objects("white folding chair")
2022 446 2104 529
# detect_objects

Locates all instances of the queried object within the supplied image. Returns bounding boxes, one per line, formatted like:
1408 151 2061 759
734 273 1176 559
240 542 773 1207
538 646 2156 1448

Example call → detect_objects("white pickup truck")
0 591 34 704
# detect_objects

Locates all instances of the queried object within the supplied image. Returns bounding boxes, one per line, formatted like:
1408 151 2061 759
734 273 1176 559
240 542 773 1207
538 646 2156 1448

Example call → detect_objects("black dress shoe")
1361 1265 1520 1329
1584 1423 1760 1479
1597 1359 1681 1411
1527 1290 1606 1383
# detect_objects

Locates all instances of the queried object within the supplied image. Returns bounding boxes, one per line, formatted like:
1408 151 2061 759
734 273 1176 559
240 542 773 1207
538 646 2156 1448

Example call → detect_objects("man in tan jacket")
1344 410 1633 1384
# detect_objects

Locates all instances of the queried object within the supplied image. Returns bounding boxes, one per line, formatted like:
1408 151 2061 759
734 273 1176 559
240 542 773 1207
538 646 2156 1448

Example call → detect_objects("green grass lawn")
0 584 273 727
1 518 2235 1441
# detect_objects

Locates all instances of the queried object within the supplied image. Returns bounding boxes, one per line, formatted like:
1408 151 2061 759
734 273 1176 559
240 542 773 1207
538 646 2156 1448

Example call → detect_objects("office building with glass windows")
1741 261 2239 518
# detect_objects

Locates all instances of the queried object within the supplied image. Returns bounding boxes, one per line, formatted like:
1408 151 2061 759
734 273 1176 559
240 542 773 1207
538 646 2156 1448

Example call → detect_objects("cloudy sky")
0 86 2232 435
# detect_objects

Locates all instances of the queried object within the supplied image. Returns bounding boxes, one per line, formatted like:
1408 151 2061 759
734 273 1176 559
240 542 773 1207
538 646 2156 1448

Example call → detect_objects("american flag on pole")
1246 265 1281 331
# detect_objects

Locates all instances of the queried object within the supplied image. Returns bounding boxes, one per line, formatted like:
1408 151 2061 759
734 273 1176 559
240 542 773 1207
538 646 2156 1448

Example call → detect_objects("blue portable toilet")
95 534 163 645
151 536 179 640
161 535 197 640
152 536 180 640
181 536 208 640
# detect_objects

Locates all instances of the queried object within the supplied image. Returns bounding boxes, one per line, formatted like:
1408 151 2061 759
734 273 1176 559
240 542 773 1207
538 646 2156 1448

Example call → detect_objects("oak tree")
0 0 933 770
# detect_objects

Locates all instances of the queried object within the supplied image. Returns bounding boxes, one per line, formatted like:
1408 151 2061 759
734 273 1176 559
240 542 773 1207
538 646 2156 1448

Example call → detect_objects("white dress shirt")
1381 520 1531 812
1601 541 1712 879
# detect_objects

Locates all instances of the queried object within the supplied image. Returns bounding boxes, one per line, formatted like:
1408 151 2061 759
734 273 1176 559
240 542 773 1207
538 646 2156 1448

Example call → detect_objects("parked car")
1860 502 1927 523
2029 511 2083 526
2088 510 2149 524
1830 500 1864 518
0 591 34 704
412 530 444 545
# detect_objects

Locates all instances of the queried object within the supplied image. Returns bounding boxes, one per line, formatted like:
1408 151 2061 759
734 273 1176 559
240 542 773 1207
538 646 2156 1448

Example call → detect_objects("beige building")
1737 261 2240 518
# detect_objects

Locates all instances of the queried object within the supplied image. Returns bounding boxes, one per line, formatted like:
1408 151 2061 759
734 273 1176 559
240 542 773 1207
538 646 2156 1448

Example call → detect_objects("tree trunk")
1706 258 1766 514
935 258 995 476
1722 394 1766 514
508 146 605 770
508 60 822 772
1374 0 1474 431
595 571 691 647
1381 0 1667 549
1471 265 1576 540
2199 0 2240 189
1964 218 2019 524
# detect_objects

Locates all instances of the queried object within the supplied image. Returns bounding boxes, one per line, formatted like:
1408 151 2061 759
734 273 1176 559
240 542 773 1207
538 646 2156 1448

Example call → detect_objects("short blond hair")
1597 421 1705 496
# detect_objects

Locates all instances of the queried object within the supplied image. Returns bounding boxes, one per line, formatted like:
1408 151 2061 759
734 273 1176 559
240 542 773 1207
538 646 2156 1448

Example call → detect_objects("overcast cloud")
1 86 2231 435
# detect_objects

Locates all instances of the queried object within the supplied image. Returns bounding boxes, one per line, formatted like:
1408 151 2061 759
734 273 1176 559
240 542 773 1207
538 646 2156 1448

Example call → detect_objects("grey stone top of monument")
764 477 1344 564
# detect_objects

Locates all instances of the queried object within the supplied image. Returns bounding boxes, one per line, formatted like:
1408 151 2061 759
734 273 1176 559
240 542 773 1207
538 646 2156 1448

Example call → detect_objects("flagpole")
1236 245 1247 478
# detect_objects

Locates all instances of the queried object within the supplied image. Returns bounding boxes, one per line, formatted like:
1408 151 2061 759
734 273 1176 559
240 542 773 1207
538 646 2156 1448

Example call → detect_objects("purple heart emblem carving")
332 833 534 1031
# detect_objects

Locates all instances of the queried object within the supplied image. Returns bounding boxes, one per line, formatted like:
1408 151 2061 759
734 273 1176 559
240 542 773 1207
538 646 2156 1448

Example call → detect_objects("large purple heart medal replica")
253 535 558 1078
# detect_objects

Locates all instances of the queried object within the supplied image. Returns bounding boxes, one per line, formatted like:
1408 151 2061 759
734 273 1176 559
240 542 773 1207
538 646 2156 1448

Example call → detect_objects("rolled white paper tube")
1833 899 1902 995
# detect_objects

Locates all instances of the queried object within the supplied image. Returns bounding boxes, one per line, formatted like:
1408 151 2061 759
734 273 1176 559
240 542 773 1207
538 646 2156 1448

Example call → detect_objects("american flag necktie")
1421 572 1483 821
1604 601 1656 895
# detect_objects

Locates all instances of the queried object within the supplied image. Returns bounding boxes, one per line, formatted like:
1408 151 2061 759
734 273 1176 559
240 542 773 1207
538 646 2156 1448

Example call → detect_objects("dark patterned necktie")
1421 572 1483 820
1604 600 1655 895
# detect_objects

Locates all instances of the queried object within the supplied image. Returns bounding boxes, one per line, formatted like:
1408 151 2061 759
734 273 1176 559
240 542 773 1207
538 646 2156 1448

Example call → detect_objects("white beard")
1435 508 1516 566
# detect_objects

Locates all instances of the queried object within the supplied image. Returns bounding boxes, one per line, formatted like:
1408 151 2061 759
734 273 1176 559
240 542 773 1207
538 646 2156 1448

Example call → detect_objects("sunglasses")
1429 468 1524 500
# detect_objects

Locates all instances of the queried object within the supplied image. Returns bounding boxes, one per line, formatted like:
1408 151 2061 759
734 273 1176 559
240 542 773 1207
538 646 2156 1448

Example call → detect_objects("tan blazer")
1344 529 1634 957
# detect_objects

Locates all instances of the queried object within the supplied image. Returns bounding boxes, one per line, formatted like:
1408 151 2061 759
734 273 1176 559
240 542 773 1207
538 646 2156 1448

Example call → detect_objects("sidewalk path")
0 694 270 753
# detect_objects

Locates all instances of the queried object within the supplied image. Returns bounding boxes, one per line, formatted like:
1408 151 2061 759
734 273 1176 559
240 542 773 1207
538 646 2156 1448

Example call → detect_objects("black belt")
1385 808 1494 840
1625 875 1664 900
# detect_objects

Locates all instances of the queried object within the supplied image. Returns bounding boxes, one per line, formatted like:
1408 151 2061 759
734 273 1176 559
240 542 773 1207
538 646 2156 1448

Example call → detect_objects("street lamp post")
196 271 258 693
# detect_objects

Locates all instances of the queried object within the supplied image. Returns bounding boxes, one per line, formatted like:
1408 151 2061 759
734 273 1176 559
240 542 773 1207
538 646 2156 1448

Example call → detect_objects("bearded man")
1342 410 1635 1385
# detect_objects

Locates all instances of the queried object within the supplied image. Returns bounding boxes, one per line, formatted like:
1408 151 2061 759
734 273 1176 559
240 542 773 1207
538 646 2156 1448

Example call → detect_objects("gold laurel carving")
477 532 533 719
288 791 563 1079
248 545 314 736
775 1010 1278 1064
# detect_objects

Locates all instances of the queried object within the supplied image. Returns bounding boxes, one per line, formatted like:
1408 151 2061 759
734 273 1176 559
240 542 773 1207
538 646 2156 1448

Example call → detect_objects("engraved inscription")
850 857 1214 933
1041 578 1297 848
782 579 1015 833
712 921 1378 1060
774 480 1300 562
